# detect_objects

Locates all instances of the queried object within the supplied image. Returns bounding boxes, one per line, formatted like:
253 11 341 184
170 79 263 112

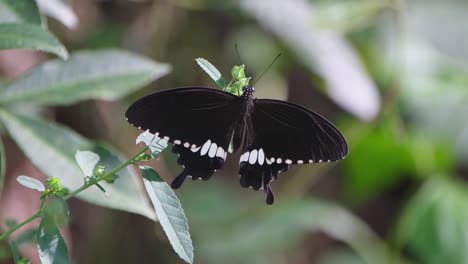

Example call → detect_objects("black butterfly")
126 85 348 204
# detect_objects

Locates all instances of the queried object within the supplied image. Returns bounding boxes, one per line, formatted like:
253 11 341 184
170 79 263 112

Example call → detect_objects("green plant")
0 1 194 263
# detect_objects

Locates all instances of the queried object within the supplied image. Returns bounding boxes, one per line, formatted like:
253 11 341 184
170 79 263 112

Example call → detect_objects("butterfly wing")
126 87 242 187
238 99 348 204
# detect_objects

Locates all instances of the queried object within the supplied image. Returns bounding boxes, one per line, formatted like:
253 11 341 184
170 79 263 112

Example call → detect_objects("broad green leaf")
194 196 400 264
0 110 156 220
313 0 390 32
239 0 380 121
0 49 171 106
141 166 193 264
0 0 42 25
0 24 67 59
342 124 417 202
136 131 168 158
16 175 45 192
196 58 225 88
401 41 468 162
75 150 99 177
36 0 78 29
37 217 70 264
0 138 5 195
397 176 468 264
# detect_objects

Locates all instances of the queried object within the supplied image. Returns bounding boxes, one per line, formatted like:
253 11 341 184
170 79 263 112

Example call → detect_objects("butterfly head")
242 85 255 98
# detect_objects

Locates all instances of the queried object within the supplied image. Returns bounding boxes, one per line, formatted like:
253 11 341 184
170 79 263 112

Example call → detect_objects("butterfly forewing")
126 87 242 187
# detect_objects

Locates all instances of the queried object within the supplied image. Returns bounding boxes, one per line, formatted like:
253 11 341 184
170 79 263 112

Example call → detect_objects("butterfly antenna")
252 53 282 86
235 44 242 65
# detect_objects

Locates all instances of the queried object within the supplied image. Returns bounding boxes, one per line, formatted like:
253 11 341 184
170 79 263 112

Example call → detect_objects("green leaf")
239 0 380 121
195 58 225 88
0 0 42 25
141 166 193 264
35 0 78 29
0 137 5 195
16 175 45 192
42 198 69 227
196 198 400 264
0 49 171 106
313 0 390 32
37 217 70 264
342 125 416 202
5 219 17 228
9 239 20 263
0 24 67 59
397 176 468 264
0 110 156 220
75 150 99 177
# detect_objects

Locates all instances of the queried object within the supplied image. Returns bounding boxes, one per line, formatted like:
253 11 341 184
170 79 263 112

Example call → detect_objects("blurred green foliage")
1 0 468 263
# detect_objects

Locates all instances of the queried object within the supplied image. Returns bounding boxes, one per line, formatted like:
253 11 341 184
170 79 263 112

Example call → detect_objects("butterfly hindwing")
126 87 242 187
238 98 348 204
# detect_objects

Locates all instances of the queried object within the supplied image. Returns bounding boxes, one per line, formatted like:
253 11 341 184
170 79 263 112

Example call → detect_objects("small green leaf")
0 0 42 25
75 150 99 177
0 110 156 220
43 198 69 227
0 137 5 195
0 49 171 106
136 131 168 158
9 239 20 263
141 166 193 264
195 58 225 88
5 219 17 228
37 217 70 264
17 259 29 264
0 24 67 59
16 175 45 192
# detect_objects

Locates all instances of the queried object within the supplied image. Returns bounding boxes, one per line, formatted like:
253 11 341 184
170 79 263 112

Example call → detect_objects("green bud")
94 165 106 177
105 173 119 184
231 64 246 81
46 177 61 192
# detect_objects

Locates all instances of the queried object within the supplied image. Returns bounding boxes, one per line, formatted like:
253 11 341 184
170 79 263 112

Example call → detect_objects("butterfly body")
126 85 347 204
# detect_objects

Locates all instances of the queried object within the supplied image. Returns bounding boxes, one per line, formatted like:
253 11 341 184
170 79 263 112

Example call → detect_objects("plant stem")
0 212 41 241
63 147 149 200
0 146 149 241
